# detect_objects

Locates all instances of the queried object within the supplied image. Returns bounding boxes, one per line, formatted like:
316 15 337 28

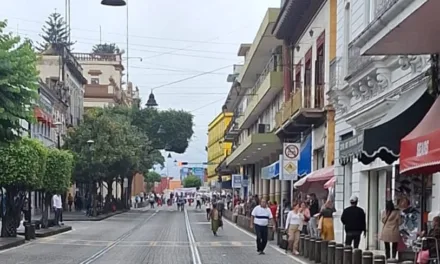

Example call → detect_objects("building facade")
207 111 233 184
73 52 135 109
330 0 435 251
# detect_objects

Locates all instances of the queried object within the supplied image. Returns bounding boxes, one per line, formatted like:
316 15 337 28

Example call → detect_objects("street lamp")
145 90 158 108
54 121 63 149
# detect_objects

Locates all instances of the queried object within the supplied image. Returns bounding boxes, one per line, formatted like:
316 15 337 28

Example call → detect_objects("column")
429 172 440 221
262 179 269 201
269 179 275 202
275 180 281 204
281 180 289 203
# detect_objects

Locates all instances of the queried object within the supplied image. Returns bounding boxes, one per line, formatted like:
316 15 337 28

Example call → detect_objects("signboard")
232 174 242 188
242 175 249 187
282 143 300 180
261 161 280 179
339 133 364 165
180 167 205 183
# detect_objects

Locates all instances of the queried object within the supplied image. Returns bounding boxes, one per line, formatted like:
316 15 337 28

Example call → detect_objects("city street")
0 207 300 264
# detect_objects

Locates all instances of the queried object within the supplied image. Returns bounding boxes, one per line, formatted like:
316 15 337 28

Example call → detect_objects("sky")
1 0 281 178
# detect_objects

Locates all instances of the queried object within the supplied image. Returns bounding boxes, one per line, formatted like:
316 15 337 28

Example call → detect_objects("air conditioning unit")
257 124 270 133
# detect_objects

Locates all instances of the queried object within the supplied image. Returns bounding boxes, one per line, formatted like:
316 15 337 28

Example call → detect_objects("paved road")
0 206 300 264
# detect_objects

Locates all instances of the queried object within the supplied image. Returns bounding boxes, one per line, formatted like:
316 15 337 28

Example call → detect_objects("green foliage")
92 43 120 54
37 12 74 51
0 21 39 143
132 108 194 153
144 171 161 183
0 138 46 188
183 175 202 188
43 148 74 194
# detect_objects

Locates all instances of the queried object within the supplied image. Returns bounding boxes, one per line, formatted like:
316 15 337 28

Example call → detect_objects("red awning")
400 96 440 174
324 176 336 189
34 107 53 124
294 166 334 191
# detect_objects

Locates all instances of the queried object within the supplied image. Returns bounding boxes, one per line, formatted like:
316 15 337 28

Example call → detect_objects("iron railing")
347 44 373 78
374 0 399 18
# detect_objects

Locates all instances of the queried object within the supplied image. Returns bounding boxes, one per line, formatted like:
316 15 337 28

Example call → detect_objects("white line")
184 209 202 264
223 218 308 264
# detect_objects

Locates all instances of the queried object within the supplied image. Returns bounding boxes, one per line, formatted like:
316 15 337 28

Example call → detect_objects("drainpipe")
282 40 292 102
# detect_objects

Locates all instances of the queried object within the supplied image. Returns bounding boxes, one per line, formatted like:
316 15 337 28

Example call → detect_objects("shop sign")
232 174 242 189
339 133 364 161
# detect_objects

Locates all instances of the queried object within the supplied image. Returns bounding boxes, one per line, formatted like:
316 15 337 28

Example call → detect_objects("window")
91 78 99 84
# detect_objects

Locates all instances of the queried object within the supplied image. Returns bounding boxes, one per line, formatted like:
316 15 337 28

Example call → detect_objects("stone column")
269 179 275 202
281 180 289 202
429 172 440 221
262 179 269 201
275 180 281 204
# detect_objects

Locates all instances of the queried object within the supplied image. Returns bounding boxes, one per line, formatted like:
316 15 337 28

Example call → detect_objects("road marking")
184 208 202 264
222 218 308 264
79 211 158 264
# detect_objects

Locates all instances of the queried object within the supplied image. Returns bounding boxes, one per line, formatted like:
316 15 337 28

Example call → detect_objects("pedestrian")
250 198 276 255
210 203 222 236
300 201 310 234
269 201 278 229
318 200 335 241
341 195 366 249
206 201 212 220
196 194 202 209
380 200 402 260
52 193 62 226
285 202 304 255
307 194 320 238
67 193 73 212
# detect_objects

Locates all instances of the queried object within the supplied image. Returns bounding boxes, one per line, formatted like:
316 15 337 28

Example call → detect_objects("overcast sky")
1 0 281 178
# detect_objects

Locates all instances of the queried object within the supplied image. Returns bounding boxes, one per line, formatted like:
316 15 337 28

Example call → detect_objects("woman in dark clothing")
319 200 336 241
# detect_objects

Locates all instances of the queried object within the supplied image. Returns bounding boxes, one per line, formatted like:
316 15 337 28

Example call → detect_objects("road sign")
283 143 300 160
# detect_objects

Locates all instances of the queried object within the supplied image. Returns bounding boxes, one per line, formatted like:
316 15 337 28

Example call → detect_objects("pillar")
281 180 289 203
429 172 440 221
275 180 281 204
263 179 269 201
269 179 276 202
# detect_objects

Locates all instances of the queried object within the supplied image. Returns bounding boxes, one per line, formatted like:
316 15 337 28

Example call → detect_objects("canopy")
359 88 434 165
324 176 336 189
294 166 334 191
400 95 440 174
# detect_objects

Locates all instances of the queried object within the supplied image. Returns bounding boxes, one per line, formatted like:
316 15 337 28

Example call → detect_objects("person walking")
300 201 310 234
308 194 320 238
285 202 304 255
67 193 74 212
380 200 402 260
196 194 202 210
210 203 222 236
341 195 366 248
250 198 276 255
52 193 62 226
319 200 336 241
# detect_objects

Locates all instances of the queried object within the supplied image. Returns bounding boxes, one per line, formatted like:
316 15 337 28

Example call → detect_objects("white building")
330 0 436 252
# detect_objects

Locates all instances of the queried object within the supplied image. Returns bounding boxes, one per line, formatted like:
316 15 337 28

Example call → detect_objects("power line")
142 92 227 95
3 15 240 45
189 98 225 113
129 65 230 74
149 65 232 91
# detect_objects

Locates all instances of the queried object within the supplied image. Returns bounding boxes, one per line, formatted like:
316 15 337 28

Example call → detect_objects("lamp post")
87 139 95 216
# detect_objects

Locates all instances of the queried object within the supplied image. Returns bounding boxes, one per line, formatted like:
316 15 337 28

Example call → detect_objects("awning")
339 87 434 165
34 107 53 125
400 95 440 175
261 160 280 180
324 176 336 189
293 166 334 191
298 134 312 177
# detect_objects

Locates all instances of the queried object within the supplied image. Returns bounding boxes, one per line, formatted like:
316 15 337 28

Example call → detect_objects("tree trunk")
1 187 24 237
41 192 52 228
127 176 133 209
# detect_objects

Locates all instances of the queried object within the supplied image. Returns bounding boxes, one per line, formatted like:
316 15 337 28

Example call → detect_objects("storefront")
335 84 434 249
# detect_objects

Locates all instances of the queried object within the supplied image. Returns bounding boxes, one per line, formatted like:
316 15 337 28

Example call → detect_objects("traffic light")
177 162 188 166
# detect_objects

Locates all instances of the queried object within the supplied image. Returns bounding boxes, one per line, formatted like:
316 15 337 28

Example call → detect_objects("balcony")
84 84 118 100
237 8 282 89
355 0 440 55
346 45 373 79
275 85 326 139
237 57 283 129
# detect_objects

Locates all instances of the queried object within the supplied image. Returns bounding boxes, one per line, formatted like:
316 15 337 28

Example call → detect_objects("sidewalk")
33 210 127 222
0 237 25 251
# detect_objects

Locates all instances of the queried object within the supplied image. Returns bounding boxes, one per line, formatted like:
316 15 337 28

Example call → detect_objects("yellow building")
207 111 233 183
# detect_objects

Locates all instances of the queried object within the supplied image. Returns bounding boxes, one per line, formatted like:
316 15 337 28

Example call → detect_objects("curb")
17 225 72 238
63 210 128 222
0 238 25 251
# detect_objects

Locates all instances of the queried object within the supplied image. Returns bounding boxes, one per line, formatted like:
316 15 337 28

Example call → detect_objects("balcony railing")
248 54 281 96
275 85 325 129
73 52 121 62
347 44 373 78
375 0 398 18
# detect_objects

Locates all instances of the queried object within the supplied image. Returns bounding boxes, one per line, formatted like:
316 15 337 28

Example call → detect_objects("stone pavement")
0 205 303 264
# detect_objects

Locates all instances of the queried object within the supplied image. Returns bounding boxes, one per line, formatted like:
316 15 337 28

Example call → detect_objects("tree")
132 108 194 153
92 43 120 54
0 138 47 237
40 149 74 228
37 12 74 51
144 171 161 192
183 175 202 188
0 21 39 143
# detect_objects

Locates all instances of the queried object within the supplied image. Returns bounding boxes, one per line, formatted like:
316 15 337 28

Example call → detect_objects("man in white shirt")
250 199 276 255
52 194 62 226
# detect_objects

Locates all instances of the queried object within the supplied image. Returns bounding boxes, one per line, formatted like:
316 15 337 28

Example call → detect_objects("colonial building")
73 52 135 109
272 0 337 201
330 0 434 251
